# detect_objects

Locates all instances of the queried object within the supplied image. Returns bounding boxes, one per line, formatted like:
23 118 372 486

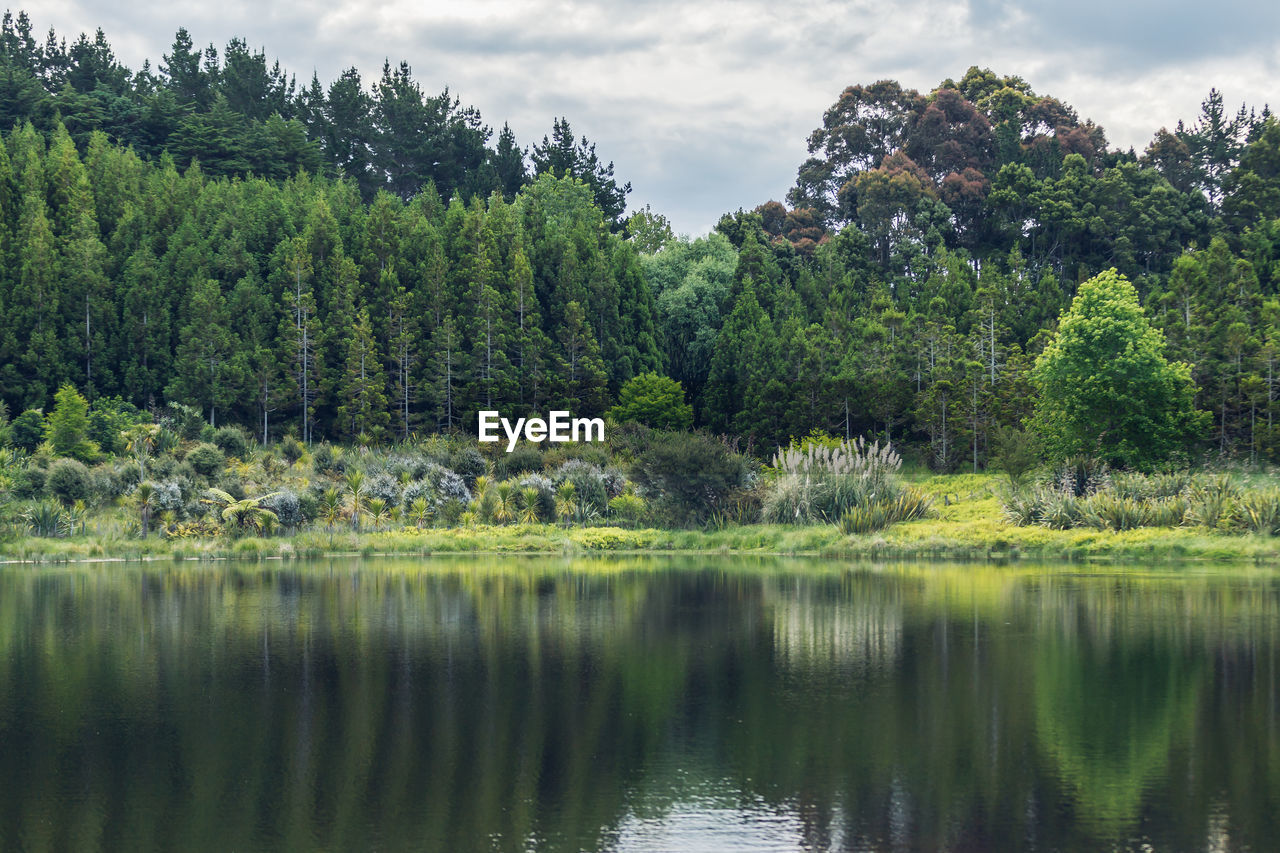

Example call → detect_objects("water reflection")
0 558 1277 851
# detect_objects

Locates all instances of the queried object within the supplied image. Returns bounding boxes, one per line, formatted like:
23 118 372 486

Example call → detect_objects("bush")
150 454 179 479
45 458 92 506
1234 490 1280 535
10 409 46 452
836 488 932 534
449 446 485 485
280 435 305 465
495 444 543 479
261 490 304 529
518 474 556 520
91 465 128 502
426 463 471 504
312 443 344 474
117 460 142 489
212 426 250 459
761 474 815 524
296 490 319 523
185 442 225 477
367 472 401 505
765 437 907 523
607 492 649 527
12 466 46 499
151 480 187 516
633 431 752 525
553 460 609 515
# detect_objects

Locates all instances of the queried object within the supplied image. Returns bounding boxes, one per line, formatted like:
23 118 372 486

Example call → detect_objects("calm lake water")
1 557 1278 852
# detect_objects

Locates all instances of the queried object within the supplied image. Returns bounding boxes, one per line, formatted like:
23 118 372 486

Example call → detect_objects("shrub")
553 460 609 515
1046 456 1109 497
296 490 319 523
117 460 142 489
607 492 649 527
439 498 466 526
449 446 486 485
633 431 752 525
150 454 179 479
10 409 46 452
261 490 304 529
990 426 1040 489
426 463 471 504
400 479 435 512
1079 493 1148 531
186 442 225 477
25 502 64 537
91 465 128 502
836 488 932 534
312 443 344 474
761 474 815 524
45 458 92 506
601 466 628 499
212 426 250 459
1234 490 1280 535
366 472 401 505
518 474 556 520
495 444 543 479
766 437 907 523
1187 476 1238 530
151 480 187 516
213 474 246 502
280 435 305 464
12 466 46 499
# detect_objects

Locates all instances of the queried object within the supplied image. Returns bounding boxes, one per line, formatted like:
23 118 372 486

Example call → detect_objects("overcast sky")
32 0 1280 235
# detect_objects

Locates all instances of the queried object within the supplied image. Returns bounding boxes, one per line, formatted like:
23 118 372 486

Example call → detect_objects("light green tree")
46 383 98 461
1030 269 1208 468
609 373 693 430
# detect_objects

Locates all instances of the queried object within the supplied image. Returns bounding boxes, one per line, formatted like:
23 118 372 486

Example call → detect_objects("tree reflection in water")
0 559 1277 852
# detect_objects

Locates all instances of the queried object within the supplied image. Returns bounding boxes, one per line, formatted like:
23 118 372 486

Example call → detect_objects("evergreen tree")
167 277 243 427
336 306 389 439
556 301 608 414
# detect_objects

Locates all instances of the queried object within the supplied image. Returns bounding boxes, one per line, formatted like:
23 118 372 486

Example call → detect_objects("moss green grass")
5 473 1280 565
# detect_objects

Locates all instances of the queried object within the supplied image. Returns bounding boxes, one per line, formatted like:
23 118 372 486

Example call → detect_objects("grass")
5 473 1280 565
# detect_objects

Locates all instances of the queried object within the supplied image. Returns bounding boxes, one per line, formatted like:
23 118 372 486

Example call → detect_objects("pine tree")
429 311 465 431
388 283 419 439
556 301 608 414
167 277 243 427
14 129 60 406
336 306 389 440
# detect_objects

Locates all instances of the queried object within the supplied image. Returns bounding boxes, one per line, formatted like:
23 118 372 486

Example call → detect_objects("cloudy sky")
32 0 1280 235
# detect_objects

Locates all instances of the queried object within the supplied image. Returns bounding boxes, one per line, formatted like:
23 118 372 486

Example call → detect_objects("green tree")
1030 269 1208 468
609 373 693 430
336 307 389 440
167 277 243 427
46 382 98 461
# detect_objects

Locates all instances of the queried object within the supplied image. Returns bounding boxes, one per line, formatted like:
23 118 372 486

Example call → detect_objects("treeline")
4 14 1280 468
0 121 658 442
0 12 629 221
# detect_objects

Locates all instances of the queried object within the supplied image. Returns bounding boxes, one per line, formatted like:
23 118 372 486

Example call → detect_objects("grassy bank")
5 472 1280 565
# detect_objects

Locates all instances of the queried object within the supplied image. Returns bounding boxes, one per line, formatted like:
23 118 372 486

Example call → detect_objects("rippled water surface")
1 557 1278 851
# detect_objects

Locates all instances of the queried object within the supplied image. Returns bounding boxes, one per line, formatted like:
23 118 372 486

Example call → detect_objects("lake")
1 557 1277 851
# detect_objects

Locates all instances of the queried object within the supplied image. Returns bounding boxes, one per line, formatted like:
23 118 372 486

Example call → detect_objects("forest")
2 9 1280 475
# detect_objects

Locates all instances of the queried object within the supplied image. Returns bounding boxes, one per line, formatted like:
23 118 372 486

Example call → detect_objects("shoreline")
4 518 1278 566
